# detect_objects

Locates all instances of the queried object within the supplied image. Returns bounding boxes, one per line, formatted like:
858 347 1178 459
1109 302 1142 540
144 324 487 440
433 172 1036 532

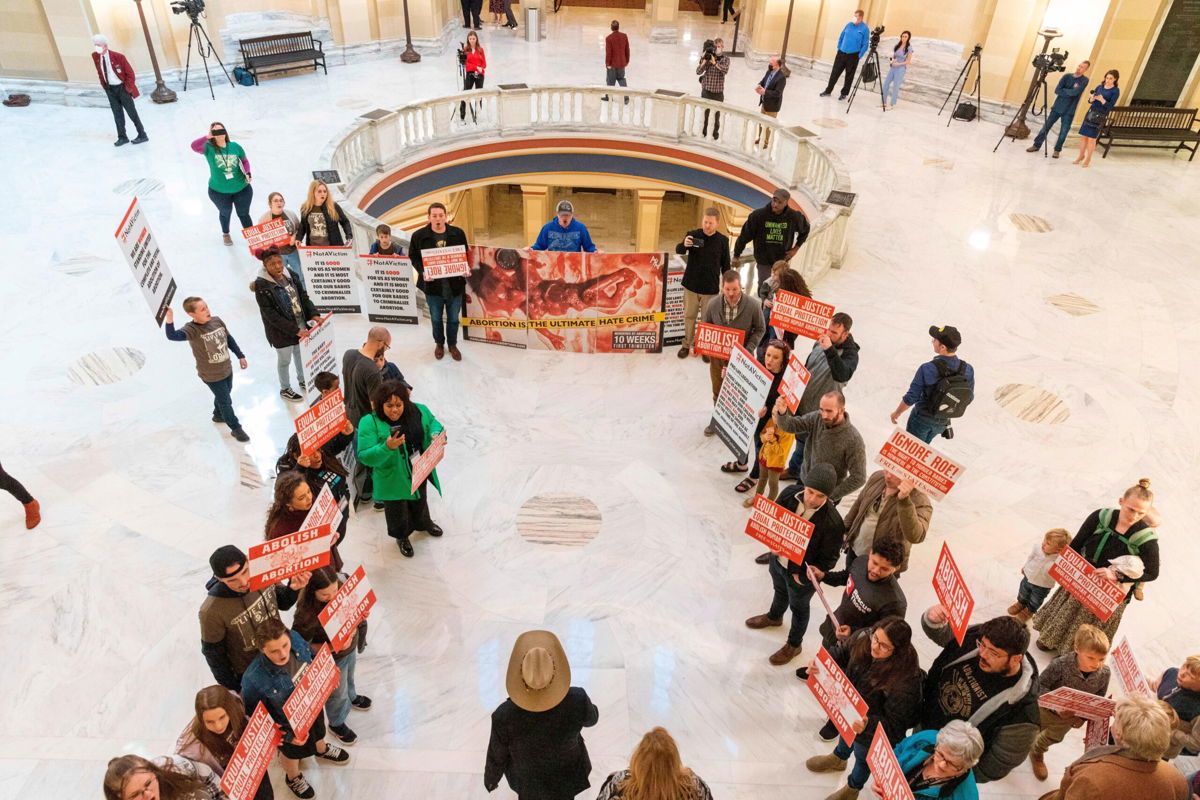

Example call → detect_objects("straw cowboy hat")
506 630 571 712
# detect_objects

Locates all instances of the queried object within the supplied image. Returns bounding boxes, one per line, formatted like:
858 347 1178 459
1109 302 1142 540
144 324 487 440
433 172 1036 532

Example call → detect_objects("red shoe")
24 499 41 529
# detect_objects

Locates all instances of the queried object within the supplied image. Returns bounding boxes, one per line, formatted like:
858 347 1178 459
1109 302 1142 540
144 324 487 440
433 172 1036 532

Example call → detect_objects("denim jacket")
240 630 314 741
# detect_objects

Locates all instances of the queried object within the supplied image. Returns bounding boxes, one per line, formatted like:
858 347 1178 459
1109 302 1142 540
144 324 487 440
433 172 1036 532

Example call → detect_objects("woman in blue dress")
883 31 913 109
1075 69 1119 167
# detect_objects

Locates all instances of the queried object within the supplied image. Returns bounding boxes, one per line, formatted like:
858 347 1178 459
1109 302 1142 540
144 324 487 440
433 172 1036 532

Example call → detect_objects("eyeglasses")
977 640 1010 662
122 771 156 800
932 748 966 772
870 633 894 654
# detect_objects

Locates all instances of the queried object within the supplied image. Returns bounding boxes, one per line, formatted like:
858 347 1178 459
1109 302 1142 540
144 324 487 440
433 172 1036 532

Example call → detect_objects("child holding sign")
1027 624 1111 781
164 299 250 443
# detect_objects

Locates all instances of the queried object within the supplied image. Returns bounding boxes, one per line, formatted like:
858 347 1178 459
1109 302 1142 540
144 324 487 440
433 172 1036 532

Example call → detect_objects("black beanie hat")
209 545 247 577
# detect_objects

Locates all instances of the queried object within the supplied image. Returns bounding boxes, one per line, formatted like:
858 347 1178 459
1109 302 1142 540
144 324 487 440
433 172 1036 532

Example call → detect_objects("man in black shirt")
342 326 391 506
674 207 730 359
733 188 810 290
811 537 906 649
409 202 470 361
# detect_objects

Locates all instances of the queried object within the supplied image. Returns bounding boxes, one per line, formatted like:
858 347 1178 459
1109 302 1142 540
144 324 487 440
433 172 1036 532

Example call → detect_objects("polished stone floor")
3 8 1199 800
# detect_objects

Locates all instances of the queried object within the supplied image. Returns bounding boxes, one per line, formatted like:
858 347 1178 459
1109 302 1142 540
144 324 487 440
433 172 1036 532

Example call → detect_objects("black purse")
1084 104 1107 128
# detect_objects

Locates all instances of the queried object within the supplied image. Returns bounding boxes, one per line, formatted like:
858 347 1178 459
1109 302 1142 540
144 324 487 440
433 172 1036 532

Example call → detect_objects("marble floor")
3 8 1200 800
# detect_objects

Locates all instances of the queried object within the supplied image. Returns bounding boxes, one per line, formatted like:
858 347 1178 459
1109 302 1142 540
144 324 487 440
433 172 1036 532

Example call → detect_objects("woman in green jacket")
357 379 444 557
190 121 253 245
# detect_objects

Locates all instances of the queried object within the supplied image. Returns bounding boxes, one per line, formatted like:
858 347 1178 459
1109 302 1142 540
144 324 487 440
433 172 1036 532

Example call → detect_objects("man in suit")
755 57 787 147
92 35 147 147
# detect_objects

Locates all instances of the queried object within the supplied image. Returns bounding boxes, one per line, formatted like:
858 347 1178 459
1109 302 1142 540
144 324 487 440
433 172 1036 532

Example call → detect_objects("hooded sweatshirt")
773 408 866 502
199 578 299 690
797 336 860 414
250 267 318 349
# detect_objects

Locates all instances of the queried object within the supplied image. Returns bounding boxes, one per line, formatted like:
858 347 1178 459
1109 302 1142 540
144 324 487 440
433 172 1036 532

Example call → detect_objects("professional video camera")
169 0 205 20
1032 47 1069 73
701 39 717 61
869 24 884 49
457 43 469 67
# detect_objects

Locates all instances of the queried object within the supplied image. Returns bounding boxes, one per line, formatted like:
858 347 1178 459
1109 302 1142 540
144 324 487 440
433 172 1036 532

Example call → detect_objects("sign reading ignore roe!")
874 429 964 501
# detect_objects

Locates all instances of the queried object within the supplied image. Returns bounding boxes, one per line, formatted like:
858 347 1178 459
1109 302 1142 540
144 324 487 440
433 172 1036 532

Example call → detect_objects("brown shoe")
1133 583 1144 601
1007 602 1024 616
1017 608 1034 624
823 787 859 800
805 753 848 773
1030 751 1048 781
744 614 782 630
1026 145 1039 152
769 643 801 665
434 344 445 360
449 345 462 361
24 499 41 530
1052 151 1061 159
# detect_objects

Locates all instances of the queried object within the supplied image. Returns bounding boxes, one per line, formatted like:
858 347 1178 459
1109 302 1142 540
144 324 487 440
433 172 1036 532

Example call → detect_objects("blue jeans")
787 432 807 476
768 557 815 647
1018 576 1052 611
425 293 463 346
882 65 907 105
833 738 872 789
205 374 241 430
206 184 253 234
276 344 304 390
282 249 305 291
1033 106 1072 152
325 649 358 727
905 411 947 443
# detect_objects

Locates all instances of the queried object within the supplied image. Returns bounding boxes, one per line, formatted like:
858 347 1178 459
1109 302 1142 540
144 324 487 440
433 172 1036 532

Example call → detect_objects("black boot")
397 537 414 558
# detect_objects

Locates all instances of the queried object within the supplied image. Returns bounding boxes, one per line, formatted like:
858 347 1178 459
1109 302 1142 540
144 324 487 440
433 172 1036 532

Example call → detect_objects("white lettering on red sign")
874 429 964 501
932 543 974 645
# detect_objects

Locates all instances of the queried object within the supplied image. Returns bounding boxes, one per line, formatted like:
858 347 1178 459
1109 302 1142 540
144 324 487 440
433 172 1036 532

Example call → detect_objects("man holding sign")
700 270 764 434
409 202 469 361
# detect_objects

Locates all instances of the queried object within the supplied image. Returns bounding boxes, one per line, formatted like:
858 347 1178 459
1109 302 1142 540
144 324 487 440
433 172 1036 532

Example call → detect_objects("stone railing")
318 84 853 285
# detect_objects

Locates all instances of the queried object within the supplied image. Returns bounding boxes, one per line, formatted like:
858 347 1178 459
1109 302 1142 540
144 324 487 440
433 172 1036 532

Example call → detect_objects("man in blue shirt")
531 200 598 252
1027 60 1091 157
821 9 870 100
890 325 975 443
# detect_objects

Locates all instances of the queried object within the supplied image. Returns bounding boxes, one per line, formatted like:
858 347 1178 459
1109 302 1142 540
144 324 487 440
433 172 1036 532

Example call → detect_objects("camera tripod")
939 45 982 127
182 14 233 100
993 70 1050 153
454 47 480 125
845 39 886 114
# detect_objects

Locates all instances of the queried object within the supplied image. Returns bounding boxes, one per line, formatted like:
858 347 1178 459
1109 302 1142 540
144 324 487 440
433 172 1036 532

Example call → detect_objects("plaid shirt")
697 53 730 94
722 295 741 325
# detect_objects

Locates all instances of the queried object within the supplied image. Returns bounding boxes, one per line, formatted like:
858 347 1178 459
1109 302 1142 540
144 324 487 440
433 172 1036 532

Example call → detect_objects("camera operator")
458 32 486 122
697 38 730 140
91 35 147 147
1026 60 1090 158
820 9 870 100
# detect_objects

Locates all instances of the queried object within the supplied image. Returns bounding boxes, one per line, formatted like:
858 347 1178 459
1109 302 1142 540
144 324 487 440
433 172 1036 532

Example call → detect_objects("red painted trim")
115 196 138 239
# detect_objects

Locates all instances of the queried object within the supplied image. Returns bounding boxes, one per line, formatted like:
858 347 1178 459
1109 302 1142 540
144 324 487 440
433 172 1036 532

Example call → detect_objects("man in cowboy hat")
485 630 599 799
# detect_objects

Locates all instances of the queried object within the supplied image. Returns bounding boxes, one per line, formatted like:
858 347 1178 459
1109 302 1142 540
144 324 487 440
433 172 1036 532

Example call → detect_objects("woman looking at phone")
356 380 446 557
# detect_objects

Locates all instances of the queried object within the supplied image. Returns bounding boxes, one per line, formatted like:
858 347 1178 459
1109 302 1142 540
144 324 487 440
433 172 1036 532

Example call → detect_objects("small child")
368 223 405 256
314 370 341 399
372 348 413 390
164 298 250 442
743 420 795 508
1028 624 1111 781
1010 527 1070 622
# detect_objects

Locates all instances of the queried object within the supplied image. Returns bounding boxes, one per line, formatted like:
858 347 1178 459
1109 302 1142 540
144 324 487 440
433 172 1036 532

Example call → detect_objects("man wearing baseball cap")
890 325 975 443
733 188 809 290
530 200 598 253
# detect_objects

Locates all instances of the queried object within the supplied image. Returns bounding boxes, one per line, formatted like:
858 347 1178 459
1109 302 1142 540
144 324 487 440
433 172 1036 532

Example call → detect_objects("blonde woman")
596 727 712 800
295 180 353 247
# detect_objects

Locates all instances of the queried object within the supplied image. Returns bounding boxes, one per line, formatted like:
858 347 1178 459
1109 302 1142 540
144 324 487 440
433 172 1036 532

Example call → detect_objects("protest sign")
874 429 965 501
769 291 836 340
1048 547 1127 623
661 259 685 346
220 703 281 800
247 526 334 591
693 322 743 360
744 494 813 564
318 566 378 652
410 431 447 494
810 564 841 628
421 245 471 280
299 246 359 313
866 725 916 800
361 255 418 324
294 388 347 455
283 644 340 740
1084 716 1111 750
241 218 292 253
806 646 869 745
711 343 772 463
113 197 176 326
779 352 811 413
298 313 338 405
1111 637 1151 696
1037 686 1116 721
932 543 975 645
301 483 343 542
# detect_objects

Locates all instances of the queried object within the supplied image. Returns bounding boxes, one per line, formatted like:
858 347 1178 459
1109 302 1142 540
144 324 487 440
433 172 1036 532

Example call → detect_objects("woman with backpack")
1032 479 1159 656
804 616 923 800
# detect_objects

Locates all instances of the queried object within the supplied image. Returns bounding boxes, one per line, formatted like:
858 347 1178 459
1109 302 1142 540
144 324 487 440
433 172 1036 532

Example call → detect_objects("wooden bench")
1098 106 1200 161
238 32 326 86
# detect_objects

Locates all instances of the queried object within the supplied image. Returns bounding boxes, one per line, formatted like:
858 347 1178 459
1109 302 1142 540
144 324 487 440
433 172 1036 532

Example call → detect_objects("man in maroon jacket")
92 35 147 147
603 20 630 103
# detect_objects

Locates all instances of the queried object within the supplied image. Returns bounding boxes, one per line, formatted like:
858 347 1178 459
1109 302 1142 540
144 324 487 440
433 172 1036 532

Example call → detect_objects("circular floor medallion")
993 383 1070 424
68 347 146 386
516 492 602 548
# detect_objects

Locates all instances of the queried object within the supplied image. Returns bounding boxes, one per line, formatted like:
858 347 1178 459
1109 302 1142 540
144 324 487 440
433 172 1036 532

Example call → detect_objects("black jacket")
733 204 810 265
199 578 299 690
774 496 844 581
296 203 353 247
484 687 599 797
250 268 319 349
674 229 730 295
409 223 469 297
829 628 923 747
758 67 787 113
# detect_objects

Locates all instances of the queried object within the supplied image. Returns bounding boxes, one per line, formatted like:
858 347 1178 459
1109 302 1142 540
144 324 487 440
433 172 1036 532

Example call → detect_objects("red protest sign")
769 291 836 340
874 429 964 501
410 430 447 494
866 725 916 800
1048 546 1127 623
294 387 347 456
283 644 341 741
301 484 343 541
744 494 813 564
241 218 292 253
779 352 811 413
1037 686 1116 721
1111 637 1151 695
1084 716 1111 750
421 245 471 280
693 322 743 360
247 527 334 591
220 703 281 800
318 565 378 652
806 646 869 745
810 564 841 628
932 543 974 645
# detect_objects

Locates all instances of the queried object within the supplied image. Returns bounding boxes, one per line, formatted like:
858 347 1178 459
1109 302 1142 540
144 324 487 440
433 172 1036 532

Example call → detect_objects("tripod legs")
845 48 886 114
941 53 982 126
182 19 235 100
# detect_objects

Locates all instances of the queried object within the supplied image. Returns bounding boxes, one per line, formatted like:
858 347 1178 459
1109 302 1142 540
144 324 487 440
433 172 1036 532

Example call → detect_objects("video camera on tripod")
169 0 205 22
456 42 469 69
1032 48 1069 74
869 25 884 49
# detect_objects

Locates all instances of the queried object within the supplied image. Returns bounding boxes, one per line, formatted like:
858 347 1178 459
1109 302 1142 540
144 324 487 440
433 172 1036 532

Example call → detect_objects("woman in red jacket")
460 32 486 122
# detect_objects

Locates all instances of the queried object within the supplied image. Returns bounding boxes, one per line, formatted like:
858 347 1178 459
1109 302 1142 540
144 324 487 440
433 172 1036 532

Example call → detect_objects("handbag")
862 61 878 83
1084 105 1107 128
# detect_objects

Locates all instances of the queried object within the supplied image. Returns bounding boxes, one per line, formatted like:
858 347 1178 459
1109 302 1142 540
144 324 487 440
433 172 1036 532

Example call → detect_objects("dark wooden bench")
238 32 326 85
1098 106 1200 160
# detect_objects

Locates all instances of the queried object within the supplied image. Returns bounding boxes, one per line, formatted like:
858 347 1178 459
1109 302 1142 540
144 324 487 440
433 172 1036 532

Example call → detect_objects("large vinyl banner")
461 247 669 353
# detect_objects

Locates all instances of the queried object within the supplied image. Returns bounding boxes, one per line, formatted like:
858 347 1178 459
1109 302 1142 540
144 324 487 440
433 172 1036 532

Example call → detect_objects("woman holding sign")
191 121 253 246
265 470 344 572
730 339 791 495
250 248 321 403
357 380 445 558
176 685 275 800
277 433 352 565
1032 479 1159 656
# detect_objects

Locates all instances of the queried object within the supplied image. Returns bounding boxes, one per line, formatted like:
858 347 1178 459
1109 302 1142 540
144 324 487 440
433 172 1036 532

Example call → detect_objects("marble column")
634 189 665 253
520 184 550 247
648 0 679 44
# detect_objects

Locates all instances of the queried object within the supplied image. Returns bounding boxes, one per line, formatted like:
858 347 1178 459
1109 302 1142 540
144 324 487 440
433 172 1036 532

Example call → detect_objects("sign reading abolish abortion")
693 322 743 360
1048 546 1128 622
744 494 813 564
933 543 975 645
221 703 281 800
769 291 836 340
298 313 338 406
866 725 916 800
712 344 773 462
283 644 340 740
874 430 964 501
318 565 377 652
247 526 334 591
779 352 811 412
807 646 869 745
114 197 176 326
299 246 359 313
361 255 418 324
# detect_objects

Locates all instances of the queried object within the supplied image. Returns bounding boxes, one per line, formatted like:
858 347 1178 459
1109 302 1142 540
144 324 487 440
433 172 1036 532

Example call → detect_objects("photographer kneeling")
697 37 730 140
459 32 486 122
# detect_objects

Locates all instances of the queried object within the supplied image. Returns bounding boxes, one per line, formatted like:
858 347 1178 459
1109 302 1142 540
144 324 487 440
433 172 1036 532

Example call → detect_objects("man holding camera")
697 38 730 140
675 208 730 359
820 9 870 100
91 35 147 147
1027 60 1090 158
